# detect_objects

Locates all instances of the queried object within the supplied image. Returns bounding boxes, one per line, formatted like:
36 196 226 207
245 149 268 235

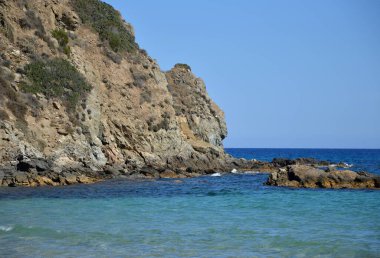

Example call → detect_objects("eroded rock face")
267 165 380 189
165 64 227 148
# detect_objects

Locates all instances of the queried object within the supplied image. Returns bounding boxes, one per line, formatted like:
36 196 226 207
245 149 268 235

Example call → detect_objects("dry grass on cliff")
0 66 28 126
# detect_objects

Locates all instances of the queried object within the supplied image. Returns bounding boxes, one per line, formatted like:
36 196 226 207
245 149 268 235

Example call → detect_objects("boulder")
60 173 78 185
140 166 159 179
13 172 29 186
77 175 94 184
271 158 295 167
34 176 57 186
160 170 179 179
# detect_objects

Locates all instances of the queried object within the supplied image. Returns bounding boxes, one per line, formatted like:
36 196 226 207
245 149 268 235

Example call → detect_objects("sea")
0 148 379 257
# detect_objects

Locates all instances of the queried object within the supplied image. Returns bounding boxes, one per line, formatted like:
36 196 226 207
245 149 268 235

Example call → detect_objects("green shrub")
174 63 191 71
71 0 138 53
63 45 71 56
21 58 92 111
52 28 69 46
52 28 71 55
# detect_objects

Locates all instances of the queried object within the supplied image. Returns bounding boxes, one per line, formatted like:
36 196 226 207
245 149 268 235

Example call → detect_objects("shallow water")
1 149 380 257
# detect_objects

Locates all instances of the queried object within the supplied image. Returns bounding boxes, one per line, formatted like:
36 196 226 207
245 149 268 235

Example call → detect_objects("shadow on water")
0 173 377 200
0 174 267 200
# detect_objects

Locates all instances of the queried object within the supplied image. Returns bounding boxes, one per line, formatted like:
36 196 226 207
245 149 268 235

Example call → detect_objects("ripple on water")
0 173 379 257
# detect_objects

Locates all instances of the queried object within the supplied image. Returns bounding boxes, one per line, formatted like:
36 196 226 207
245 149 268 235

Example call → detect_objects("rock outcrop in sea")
267 165 380 189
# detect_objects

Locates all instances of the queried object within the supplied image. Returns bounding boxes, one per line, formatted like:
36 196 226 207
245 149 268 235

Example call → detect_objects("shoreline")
1 156 379 189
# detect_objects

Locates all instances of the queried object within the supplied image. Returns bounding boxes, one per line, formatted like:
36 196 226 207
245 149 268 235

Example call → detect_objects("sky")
104 0 380 148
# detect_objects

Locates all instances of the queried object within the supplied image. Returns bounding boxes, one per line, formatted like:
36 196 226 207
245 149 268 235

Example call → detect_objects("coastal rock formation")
271 158 330 167
267 165 380 189
0 0 377 189
0 0 255 186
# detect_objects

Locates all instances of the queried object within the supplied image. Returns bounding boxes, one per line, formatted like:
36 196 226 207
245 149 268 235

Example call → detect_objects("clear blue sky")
104 0 380 148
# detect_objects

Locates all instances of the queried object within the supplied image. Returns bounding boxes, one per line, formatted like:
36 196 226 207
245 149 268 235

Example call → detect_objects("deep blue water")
0 149 379 257
226 148 380 174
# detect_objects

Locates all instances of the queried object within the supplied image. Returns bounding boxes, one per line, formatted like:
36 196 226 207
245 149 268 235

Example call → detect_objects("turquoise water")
1 149 380 257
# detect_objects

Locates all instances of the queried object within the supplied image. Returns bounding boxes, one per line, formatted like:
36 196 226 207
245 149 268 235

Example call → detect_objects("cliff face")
166 64 227 148
0 0 242 186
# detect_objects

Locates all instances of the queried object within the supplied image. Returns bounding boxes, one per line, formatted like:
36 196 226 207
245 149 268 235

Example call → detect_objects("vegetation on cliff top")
174 63 191 71
21 58 92 111
71 0 138 53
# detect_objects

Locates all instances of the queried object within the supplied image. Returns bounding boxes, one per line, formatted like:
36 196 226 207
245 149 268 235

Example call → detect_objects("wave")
345 163 354 168
330 162 354 168
0 225 14 232
243 171 260 174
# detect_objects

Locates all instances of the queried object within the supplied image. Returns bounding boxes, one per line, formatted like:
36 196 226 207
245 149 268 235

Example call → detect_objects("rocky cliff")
0 0 254 186
2 0 376 190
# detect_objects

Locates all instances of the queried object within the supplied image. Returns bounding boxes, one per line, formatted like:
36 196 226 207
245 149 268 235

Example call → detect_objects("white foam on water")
211 173 221 177
231 169 238 173
331 162 354 168
345 163 353 168
0 225 14 232
244 171 260 174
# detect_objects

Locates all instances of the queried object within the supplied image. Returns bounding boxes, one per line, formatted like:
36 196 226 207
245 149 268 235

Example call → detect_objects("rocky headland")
0 0 378 189
0 0 258 186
